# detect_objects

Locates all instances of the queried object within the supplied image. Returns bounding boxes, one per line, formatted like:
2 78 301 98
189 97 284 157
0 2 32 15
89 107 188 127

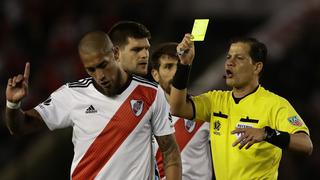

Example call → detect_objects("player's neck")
232 82 259 98
116 70 130 94
119 70 129 88
164 93 170 102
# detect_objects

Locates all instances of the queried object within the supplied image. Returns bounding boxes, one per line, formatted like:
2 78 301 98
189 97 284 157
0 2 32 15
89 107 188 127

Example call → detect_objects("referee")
169 33 313 180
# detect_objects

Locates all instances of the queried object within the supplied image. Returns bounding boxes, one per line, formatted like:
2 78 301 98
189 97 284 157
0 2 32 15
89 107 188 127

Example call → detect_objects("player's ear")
113 46 120 62
151 69 160 83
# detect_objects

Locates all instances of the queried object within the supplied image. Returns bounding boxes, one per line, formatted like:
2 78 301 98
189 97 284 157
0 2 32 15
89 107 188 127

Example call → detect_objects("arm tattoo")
156 134 182 170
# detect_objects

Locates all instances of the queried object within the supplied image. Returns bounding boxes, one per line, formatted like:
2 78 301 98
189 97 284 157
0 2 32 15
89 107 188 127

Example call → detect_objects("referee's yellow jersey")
192 85 309 180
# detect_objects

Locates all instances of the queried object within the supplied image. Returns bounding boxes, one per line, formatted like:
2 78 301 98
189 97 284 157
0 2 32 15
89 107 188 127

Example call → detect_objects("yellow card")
191 19 209 41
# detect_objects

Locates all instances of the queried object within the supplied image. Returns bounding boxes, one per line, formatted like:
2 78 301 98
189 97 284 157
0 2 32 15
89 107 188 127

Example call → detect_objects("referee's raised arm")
169 33 195 120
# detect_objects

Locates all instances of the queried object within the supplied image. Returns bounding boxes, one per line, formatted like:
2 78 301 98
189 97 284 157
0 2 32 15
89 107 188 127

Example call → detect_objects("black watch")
264 126 275 141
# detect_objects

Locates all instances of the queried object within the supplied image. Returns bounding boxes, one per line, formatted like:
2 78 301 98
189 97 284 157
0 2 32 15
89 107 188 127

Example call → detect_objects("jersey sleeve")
151 86 175 136
271 97 310 135
34 85 73 130
191 91 214 122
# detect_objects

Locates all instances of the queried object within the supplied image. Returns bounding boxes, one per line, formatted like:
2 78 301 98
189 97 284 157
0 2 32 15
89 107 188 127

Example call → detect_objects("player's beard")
160 79 172 95
133 64 148 77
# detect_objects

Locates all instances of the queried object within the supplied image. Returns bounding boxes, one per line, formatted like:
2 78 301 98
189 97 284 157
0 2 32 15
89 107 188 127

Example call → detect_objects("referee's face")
225 42 259 89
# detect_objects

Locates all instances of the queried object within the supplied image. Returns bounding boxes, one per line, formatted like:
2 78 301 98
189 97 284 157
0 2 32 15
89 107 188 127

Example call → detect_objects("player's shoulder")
131 74 158 89
67 77 93 89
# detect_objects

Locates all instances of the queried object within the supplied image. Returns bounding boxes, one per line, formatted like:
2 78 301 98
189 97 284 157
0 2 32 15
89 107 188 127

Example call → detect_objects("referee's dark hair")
150 42 179 70
108 21 151 48
229 37 267 65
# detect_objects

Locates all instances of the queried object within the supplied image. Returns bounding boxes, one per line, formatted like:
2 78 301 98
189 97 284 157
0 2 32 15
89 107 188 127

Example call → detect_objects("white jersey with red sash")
155 116 212 180
34 76 174 180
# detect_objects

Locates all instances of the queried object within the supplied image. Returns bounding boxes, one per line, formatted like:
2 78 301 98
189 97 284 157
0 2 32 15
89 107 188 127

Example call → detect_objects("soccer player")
150 42 212 180
108 21 162 179
108 21 150 77
5 31 182 180
169 34 313 180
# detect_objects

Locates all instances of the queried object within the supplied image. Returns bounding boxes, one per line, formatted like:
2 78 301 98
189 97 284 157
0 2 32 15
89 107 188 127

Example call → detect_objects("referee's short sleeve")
192 91 214 122
273 97 310 135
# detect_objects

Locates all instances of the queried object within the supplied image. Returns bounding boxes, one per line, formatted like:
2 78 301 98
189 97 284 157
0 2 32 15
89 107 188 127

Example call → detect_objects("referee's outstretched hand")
6 62 30 103
176 33 195 65
231 127 265 149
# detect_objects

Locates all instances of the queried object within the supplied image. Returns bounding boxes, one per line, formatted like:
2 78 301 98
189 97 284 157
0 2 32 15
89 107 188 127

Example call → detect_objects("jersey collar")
232 85 260 104
116 73 132 95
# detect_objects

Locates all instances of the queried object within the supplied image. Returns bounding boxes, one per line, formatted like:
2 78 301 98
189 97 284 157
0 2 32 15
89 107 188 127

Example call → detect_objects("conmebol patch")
288 115 303 126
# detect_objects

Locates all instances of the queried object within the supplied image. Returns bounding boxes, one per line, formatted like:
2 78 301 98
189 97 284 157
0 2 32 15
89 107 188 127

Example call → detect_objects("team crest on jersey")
130 99 144 116
213 120 221 135
288 115 303 126
184 119 195 133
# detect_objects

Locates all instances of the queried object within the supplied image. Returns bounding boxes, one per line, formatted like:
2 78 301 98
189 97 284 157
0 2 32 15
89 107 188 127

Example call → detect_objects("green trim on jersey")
192 86 309 180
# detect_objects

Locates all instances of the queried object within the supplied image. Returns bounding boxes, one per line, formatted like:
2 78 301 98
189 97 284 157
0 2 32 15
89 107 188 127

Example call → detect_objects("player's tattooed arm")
156 134 182 180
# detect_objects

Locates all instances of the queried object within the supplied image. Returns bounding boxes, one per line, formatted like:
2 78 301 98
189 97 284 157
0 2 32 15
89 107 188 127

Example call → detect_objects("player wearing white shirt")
150 42 212 180
154 116 212 180
5 31 182 180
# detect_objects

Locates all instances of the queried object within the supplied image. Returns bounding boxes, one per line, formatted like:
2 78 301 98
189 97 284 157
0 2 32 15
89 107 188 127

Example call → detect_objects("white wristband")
6 100 21 109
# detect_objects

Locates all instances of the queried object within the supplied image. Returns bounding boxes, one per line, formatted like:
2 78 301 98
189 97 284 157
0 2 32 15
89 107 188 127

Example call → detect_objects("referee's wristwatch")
264 126 275 141
263 126 290 149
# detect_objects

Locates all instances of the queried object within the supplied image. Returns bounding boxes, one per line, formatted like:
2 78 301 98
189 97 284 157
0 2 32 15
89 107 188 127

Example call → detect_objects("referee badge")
130 99 144 117
213 120 221 135
288 115 303 126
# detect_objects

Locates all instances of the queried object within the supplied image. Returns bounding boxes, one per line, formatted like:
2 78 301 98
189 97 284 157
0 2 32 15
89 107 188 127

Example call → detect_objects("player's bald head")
79 31 113 57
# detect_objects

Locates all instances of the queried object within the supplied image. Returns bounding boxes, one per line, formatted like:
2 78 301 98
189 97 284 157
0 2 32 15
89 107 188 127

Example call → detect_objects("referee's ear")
254 61 263 76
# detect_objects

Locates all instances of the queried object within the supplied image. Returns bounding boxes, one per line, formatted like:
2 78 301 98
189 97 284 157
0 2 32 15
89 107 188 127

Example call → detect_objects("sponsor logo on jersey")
168 113 174 128
235 123 253 139
85 105 97 113
288 115 303 126
213 120 221 135
43 97 52 106
184 119 195 133
168 113 172 122
130 99 144 116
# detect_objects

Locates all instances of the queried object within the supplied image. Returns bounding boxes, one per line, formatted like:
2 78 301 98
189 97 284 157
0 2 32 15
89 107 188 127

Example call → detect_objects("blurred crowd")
0 0 319 179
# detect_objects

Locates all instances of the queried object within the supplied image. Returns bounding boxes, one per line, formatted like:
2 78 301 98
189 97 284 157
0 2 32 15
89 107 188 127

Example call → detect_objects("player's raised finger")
24 62 30 82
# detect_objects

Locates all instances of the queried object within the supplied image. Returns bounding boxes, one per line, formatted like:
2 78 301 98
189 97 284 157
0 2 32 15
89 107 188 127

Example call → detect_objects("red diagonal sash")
72 85 156 180
173 119 204 150
156 118 204 178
